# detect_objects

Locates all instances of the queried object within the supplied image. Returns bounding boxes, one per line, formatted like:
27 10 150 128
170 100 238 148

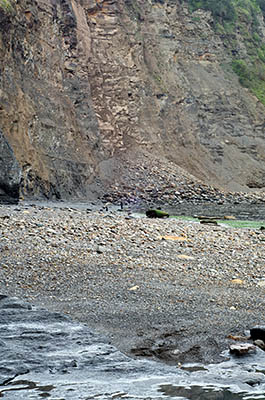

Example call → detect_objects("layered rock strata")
0 0 264 200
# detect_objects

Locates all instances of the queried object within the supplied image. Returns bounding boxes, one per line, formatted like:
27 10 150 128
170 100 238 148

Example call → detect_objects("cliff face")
0 0 100 200
0 0 265 201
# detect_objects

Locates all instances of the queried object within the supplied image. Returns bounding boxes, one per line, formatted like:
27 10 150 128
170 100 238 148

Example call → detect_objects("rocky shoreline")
1 294 265 399
0 200 264 366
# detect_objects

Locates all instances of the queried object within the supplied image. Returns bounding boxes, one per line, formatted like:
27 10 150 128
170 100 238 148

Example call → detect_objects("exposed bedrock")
0 131 21 204
0 0 265 199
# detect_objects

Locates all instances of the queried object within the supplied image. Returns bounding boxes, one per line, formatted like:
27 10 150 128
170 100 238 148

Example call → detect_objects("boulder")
146 209 169 218
0 131 21 204
197 215 218 220
253 339 265 351
229 343 256 356
223 215 236 220
200 219 218 225
250 326 265 342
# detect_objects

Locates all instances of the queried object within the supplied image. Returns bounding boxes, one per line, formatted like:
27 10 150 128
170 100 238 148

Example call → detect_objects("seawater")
1 350 265 399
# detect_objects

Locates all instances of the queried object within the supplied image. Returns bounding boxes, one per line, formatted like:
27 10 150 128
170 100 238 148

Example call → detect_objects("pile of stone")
99 154 265 207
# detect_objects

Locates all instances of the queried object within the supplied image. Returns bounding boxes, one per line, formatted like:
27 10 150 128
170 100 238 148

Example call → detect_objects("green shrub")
256 0 265 16
183 0 265 105
232 59 251 86
232 58 265 104
0 0 13 12
257 48 265 62
186 0 236 24
253 32 261 42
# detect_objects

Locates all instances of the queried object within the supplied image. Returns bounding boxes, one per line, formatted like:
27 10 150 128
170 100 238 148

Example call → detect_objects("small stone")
230 279 244 285
0 215 10 220
96 246 105 254
177 254 195 260
161 235 187 241
253 339 265 351
128 285 139 291
229 343 256 355
200 219 218 225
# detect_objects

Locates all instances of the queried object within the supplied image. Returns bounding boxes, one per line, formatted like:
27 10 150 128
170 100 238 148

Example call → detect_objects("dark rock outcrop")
250 326 265 343
0 131 21 204
146 209 169 218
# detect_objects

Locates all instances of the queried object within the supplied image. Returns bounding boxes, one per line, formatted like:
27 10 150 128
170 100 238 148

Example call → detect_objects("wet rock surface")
1 295 265 399
0 294 173 398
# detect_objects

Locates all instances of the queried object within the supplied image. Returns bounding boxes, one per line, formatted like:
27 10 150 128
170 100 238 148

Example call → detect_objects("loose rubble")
99 154 265 208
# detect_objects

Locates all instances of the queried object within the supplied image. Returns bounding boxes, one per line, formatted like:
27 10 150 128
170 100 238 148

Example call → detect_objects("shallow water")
1 349 265 399
157 203 265 221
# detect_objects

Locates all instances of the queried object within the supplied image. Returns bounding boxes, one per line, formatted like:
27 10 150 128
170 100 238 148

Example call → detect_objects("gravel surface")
0 201 264 365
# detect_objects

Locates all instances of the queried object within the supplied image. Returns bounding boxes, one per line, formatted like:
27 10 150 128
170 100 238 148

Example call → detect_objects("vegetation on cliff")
0 0 13 12
186 0 236 23
183 0 265 105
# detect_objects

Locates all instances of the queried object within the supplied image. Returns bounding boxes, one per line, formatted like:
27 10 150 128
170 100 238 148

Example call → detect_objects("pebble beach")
0 201 265 364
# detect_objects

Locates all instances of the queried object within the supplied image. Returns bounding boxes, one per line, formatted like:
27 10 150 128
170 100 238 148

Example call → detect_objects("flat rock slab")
0 294 116 384
229 343 256 356
1 295 265 399
0 294 178 399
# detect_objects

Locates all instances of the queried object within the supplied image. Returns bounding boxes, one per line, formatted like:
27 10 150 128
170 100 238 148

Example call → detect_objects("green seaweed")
218 219 265 229
146 209 170 218
172 215 265 229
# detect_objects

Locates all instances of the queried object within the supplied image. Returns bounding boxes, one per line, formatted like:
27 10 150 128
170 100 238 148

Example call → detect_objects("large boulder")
146 209 169 218
250 326 265 343
0 130 21 204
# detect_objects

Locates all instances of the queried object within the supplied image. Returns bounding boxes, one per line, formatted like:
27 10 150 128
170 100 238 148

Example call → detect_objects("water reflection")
159 384 247 400
0 380 55 398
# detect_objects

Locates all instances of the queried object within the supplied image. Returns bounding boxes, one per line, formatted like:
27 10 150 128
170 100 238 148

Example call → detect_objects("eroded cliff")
0 0 265 202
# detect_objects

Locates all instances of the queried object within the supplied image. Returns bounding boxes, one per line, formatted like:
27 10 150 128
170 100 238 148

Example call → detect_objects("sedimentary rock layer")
0 0 265 199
